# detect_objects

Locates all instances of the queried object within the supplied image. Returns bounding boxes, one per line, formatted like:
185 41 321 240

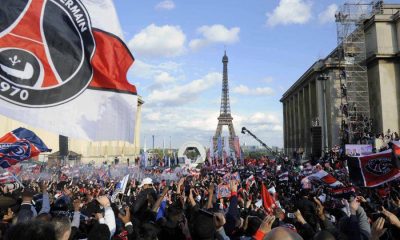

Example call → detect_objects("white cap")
139 177 153 188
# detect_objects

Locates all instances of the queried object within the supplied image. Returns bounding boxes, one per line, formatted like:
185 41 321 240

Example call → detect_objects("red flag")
348 150 400 187
392 141 400 168
261 183 275 214
0 171 15 184
0 128 51 168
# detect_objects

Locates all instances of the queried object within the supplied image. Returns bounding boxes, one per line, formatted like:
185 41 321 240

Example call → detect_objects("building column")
304 84 311 157
286 99 291 154
309 80 317 155
133 97 144 159
295 93 300 152
289 97 294 154
316 78 327 152
283 102 287 153
291 96 296 154
297 91 303 158
301 88 307 158
284 102 289 154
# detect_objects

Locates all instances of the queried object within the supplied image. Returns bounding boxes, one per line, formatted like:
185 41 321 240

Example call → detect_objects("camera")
118 204 128 216
287 213 296 219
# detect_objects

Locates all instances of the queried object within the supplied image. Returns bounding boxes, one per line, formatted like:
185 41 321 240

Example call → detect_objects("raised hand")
2 208 14 222
118 206 131 224
258 215 276 234
40 181 49 193
179 216 191 238
382 207 400 228
208 182 215 194
349 197 360 215
177 177 185 195
230 180 238 193
97 195 111 208
371 217 387 240
313 197 325 220
187 188 196 207
294 210 307 224
63 186 72 197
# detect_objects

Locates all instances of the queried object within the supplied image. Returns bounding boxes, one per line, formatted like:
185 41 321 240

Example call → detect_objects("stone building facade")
281 4 400 158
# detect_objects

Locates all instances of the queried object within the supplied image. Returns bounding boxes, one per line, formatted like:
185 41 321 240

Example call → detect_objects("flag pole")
6 169 24 189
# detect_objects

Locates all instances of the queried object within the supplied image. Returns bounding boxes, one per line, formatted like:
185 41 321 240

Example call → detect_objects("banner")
278 171 288 182
245 175 255 191
217 184 231 199
222 172 240 183
348 150 400 187
329 186 356 199
0 0 137 142
300 163 313 176
0 171 15 183
345 144 373 156
391 141 400 168
0 127 51 168
307 170 343 188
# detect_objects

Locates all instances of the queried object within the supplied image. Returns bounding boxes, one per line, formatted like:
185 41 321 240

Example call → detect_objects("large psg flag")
348 150 400 187
0 127 51 168
0 0 137 142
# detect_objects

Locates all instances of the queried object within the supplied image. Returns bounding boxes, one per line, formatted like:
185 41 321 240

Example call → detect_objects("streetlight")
317 74 329 153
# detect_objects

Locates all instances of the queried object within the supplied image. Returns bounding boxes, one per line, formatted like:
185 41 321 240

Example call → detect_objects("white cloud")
155 0 175 10
232 84 274 96
128 24 186 58
145 112 162 121
154 72 176 84
189 25 240 50
129 60 181 85
318 4 338 24
141 107 283 148
246 112 281 125
262 77 274 83
233 112 283 146
266 0 312 27
147 72 221 106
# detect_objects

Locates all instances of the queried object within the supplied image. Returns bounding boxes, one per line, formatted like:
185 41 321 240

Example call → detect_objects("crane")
241 127 276 155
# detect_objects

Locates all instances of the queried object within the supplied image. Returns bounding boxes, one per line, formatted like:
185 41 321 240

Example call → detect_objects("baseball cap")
139 178 153 188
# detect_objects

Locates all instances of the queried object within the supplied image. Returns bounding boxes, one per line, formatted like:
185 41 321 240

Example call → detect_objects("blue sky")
112 0 346 149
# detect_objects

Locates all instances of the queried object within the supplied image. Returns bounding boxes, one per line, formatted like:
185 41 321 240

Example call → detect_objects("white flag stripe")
82 0 124 39
1 90 137 142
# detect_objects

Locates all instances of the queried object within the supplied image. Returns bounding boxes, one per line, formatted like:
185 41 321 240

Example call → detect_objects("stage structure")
213 52 237 152
178 141 206 165
335 1 381 143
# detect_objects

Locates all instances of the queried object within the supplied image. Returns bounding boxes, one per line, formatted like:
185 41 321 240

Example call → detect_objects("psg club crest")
0 0 95 107
365 157 393 176
0 141 31 161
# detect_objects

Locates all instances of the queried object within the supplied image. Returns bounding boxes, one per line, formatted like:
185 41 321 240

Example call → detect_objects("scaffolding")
335 1 383 144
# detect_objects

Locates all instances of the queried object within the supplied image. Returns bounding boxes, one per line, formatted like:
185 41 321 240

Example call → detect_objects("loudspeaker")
311 127 322 159
59 135 68 157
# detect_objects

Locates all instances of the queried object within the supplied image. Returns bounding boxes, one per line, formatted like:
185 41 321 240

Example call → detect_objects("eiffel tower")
214 51 236 150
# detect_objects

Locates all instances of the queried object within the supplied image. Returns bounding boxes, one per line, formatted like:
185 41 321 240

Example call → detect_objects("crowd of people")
0 152 399 240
